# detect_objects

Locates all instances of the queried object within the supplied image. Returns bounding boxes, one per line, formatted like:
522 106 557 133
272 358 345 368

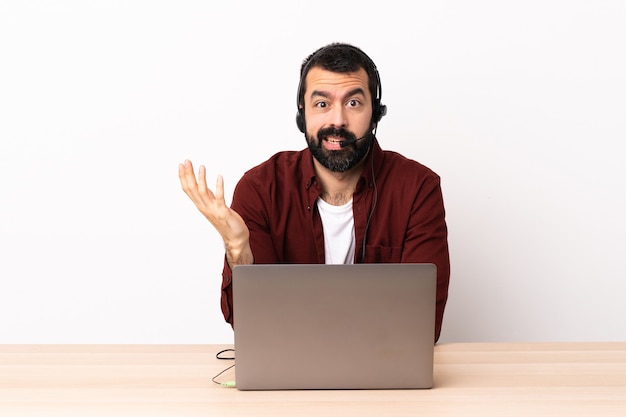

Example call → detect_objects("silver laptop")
232 263 437 390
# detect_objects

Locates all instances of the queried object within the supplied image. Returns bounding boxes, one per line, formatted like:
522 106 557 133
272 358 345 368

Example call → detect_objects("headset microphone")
339 132 372 148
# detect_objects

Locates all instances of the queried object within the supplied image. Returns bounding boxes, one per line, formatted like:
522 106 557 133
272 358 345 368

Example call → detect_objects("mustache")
316 127 357 144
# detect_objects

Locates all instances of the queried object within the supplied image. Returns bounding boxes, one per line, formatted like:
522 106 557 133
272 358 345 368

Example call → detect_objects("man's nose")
328 105 347 128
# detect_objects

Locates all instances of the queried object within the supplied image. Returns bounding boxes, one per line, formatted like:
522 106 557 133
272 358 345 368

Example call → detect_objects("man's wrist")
224 240 253 267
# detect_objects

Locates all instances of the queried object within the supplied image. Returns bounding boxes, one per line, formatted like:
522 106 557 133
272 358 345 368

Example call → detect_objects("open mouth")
322 136 345 150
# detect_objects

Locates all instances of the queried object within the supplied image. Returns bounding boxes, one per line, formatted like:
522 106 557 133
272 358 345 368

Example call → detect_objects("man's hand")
178 160 253 267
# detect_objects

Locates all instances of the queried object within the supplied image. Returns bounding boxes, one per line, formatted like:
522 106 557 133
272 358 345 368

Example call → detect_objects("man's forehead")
305 67 369 96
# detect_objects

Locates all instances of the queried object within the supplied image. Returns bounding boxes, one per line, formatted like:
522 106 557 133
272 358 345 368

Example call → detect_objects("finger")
215 175 225 203
179 160 198 189
179 161 206 208
182 159 194 173
197 165 211 198
178 162 190 191
178 162 189 187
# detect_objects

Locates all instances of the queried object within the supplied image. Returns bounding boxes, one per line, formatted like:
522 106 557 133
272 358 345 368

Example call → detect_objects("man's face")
302 67 374 173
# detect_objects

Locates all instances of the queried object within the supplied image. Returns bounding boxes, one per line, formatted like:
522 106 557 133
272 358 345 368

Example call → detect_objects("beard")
307 126 373 172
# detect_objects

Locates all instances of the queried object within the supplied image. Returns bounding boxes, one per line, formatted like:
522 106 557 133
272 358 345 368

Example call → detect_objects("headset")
295 44 387 134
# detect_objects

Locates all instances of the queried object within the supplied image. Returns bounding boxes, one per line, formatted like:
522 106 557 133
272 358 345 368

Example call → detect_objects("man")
179 43 450 342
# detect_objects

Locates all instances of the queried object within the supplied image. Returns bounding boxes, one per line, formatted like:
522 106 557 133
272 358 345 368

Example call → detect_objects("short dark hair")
297 43 381 110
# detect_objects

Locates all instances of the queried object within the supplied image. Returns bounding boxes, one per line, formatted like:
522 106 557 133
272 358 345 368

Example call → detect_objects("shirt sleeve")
402 175 450 343
219 171 281 326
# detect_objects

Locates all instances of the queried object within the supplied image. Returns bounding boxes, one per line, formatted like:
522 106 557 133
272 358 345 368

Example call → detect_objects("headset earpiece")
374 102 387 123
296 108 305 133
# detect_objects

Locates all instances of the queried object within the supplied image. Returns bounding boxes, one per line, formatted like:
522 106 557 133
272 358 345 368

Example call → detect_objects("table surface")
1 342 626 417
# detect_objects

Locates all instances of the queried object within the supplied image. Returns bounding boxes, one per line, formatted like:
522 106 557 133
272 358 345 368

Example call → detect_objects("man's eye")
348 99 360 107
315 102 327 108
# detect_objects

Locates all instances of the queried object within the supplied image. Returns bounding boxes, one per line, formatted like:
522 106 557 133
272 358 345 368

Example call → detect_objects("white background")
1 1 625 344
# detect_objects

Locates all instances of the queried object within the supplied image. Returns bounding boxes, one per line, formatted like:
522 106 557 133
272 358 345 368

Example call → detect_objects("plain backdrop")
1 0 625 344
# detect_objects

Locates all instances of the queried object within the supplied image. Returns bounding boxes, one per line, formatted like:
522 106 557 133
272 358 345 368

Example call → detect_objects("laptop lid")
232 263 437 390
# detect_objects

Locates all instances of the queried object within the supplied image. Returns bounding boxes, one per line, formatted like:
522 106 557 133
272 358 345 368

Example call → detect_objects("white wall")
1 0 624 343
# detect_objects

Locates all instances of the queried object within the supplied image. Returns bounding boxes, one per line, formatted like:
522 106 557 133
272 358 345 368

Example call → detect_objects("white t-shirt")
316 197 356 264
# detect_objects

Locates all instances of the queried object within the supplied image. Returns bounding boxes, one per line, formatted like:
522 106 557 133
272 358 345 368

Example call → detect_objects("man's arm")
402 175 450 343
178 160 253 268
218 170 285 326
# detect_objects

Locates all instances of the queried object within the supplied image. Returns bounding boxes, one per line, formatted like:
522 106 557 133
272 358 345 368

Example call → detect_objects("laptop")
231 263 437 390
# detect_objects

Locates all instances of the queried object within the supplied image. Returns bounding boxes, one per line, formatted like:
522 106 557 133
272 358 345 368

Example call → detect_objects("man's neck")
314 159 366 206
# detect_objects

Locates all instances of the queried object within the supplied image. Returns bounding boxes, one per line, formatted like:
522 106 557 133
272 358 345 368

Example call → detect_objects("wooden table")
1 343 625 416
